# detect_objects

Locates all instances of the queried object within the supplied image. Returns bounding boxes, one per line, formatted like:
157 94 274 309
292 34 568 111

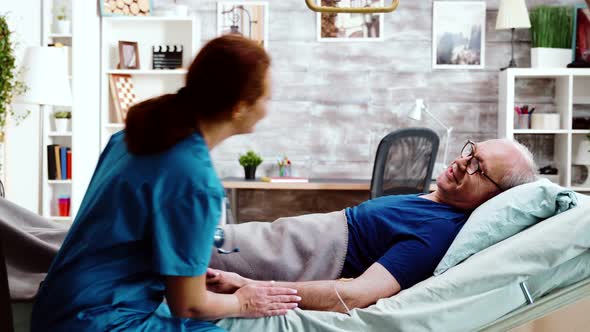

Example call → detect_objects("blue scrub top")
31 131 226 332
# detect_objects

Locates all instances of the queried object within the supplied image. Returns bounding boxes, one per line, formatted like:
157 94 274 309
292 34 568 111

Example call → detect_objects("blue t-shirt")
31 131 225 332
342 195 468 289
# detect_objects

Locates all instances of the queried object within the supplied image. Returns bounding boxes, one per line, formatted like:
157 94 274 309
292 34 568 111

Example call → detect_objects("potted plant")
54 4 71 34
53 111 71 132
239 150 263 180
530 6 574 68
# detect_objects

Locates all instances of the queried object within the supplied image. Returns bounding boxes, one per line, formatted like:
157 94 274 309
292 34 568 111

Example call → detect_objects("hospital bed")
2 193 590 331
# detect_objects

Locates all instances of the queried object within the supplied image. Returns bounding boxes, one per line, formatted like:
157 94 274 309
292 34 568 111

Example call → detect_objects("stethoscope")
213 227 240 255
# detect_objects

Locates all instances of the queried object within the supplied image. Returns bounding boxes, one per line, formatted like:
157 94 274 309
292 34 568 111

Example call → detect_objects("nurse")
31 35 300 331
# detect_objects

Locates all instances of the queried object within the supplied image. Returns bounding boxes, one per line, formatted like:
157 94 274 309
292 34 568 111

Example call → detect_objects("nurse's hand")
235 284 301 318
206 268 249 294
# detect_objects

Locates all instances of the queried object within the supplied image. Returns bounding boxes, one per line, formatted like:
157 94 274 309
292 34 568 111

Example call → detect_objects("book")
54 145 62 180
66 149 72 179
47 145 57 180
60 146 67 181
261 176 309 183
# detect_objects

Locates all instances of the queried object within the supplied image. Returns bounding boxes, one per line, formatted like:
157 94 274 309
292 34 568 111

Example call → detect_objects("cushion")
434 178 578 276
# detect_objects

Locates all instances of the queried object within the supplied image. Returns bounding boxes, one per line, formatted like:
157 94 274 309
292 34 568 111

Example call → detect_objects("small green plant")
0 14 29 134
530 6 573 49
55 4 67 21
54 111 71 119
239 150 263 167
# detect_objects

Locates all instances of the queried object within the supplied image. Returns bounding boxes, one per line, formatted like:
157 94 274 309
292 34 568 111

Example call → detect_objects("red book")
66 149 72 179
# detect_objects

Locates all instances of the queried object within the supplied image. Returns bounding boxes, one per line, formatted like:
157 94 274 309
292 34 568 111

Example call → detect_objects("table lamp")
408 99 453 172
496 0 531 70
14 46 72 212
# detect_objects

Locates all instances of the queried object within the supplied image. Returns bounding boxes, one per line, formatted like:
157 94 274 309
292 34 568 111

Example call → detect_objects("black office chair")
370 128 439 199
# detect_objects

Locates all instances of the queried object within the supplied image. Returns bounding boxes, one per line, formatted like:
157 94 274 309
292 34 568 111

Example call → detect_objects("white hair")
498 139 538 189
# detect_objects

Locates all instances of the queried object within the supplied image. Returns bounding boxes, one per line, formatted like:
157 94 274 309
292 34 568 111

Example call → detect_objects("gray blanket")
0 198 67 300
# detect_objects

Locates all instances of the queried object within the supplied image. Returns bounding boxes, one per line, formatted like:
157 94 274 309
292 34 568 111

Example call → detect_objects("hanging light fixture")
305 0 399 13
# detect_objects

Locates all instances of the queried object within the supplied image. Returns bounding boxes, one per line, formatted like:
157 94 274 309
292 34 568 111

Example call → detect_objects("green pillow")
434 178 578 276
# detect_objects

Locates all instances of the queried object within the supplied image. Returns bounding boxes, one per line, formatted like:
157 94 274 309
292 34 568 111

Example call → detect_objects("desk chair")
370 128 439 199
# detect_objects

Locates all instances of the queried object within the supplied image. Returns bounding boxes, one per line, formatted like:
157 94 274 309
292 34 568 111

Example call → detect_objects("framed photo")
571 5 590 67
108 74 138 123
217 1 269 49
99 0 153 16
432 1 486 69
316 0 384 42
118 41 140 70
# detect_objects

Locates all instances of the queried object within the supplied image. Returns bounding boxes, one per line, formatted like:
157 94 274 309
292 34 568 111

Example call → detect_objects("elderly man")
208 139 537 313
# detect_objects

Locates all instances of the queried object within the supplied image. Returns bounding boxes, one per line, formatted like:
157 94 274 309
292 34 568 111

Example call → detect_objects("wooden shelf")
48 180 72 184
513 129 569 134
48 131 72 137
103 16 194 23
105 69 187 75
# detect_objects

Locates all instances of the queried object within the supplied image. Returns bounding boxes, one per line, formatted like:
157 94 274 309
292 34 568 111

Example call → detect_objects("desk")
222 177 437 223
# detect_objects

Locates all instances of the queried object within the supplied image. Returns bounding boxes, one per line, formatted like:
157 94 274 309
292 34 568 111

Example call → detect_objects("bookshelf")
40 0 74 224
100 16 200 150
499 69 590 192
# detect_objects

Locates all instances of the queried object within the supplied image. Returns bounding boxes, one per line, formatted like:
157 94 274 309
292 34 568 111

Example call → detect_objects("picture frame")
99 0 153 17
432 1 486 69
108 74 138 123
316 0 384 42
118 41 140 70
217 1 269 49
570 4 590 67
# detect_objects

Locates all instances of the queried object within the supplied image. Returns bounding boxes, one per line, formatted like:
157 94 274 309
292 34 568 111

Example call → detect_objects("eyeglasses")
461 140 503 191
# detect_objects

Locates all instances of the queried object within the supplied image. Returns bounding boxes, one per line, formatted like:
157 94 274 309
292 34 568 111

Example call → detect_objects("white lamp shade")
15 46 72 106
408 99 424 121
496 0 531 30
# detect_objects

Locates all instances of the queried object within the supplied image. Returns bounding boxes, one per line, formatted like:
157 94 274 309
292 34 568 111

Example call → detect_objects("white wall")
3 0 42 213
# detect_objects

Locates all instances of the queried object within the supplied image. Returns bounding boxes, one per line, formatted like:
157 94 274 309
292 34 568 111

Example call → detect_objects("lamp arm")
421 106 451 132
421 106 453 167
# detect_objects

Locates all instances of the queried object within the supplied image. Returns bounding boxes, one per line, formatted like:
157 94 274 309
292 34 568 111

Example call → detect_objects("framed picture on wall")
570 4 590 67
432 1 486 69
217 1 269 49
108 74 138 123
316 0 384 42
99 0 153 16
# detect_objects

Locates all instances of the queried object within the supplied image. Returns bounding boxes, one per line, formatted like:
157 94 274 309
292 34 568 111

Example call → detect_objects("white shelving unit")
100 16 200 150
41 0 74 224
499 68 590 192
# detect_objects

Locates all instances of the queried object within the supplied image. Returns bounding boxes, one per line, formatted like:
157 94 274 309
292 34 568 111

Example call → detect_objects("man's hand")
206 268 250 294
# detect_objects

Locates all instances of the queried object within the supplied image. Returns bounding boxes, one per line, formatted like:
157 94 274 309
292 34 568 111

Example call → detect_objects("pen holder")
279 164 291 177
516 114 530 129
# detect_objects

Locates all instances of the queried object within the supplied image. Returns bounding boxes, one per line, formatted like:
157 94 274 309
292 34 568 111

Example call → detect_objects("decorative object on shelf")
152 45 183 69
118 41 140 70
408 99 453 174
0 14 29 184
100 0 152 16
217 2 269 49
538 165 560 184
54 2 71 34
316 0 384 41
58 196 70 217
572 135 590 186
173 0 190 16
514 105 535 129
306 0 398 13
277 156 291 177
238 150 263 180
432 1 486 69
47 144 72 180
531 113 560 130
53 111 71 132
530 6 573 68
108 74 137 123
568 4 590 68
496 0 531 70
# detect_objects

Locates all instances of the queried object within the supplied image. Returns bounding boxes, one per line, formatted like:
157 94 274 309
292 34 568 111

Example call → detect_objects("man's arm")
208 263 401 313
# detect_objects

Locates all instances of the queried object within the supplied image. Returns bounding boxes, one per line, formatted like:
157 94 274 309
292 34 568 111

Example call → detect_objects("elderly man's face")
435 139 522 210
